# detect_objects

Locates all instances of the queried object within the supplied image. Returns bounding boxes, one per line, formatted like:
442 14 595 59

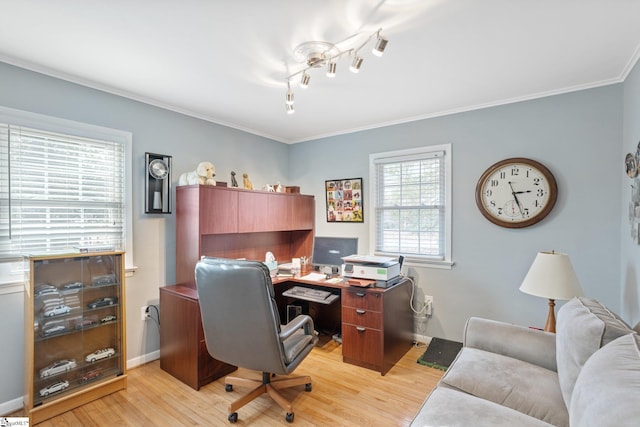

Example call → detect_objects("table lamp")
519 251 583 333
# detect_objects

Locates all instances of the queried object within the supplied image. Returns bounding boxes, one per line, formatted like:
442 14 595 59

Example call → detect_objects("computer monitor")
312 236 358 274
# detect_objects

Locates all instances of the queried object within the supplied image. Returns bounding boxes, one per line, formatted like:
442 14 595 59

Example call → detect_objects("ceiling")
1 1 640 144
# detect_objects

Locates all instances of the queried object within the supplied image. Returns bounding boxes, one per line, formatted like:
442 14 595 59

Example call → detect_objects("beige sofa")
410 297 640 427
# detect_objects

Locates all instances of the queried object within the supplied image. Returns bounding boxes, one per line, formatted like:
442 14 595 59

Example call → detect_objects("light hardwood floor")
14 339 443 426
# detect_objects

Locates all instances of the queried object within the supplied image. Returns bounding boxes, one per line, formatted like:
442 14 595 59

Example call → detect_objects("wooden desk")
276 276 414 375
159 284 237 390
159 277 413 388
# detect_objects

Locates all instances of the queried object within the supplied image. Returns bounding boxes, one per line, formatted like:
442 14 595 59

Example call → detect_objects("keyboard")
282 286 339 304
286 286 331 299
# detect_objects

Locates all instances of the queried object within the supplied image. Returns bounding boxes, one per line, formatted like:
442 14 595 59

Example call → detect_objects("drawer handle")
355 292 366 297
356 326 366 332
355 309 366 315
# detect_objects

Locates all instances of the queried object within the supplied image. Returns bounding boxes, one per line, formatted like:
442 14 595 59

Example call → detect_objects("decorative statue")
178 161 216 186
230 171 238 187
243 173 253 190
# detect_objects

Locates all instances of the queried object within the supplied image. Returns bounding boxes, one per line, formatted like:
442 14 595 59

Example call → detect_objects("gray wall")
621 57 640 328
289 84 625 340
0 57 638 411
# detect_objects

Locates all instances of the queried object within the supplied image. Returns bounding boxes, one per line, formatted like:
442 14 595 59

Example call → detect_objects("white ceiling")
1 1 639 143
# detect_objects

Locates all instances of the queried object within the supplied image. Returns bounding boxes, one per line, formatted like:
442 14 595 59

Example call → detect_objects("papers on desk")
300 272 327 281
278 262 293 270
299 272 344 284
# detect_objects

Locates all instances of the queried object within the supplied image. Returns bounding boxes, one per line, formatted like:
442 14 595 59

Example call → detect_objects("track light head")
300 72 310 88
349 55 363 73
286 103 295 114
372 36 388 57
326 61 337 78
285 89 294 105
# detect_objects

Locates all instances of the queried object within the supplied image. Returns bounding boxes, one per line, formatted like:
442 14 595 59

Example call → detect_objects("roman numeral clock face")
475 158 558 228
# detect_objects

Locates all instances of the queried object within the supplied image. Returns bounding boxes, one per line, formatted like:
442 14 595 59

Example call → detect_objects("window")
0 106 133 282
369 144 452 268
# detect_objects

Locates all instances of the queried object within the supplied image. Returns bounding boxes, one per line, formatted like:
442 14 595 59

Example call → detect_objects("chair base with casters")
225 371 312 423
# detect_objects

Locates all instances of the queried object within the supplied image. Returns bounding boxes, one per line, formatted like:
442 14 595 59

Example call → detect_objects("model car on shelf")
85 348 115 363
43 304 71 317
34 286 59 297
39 380 69 397
81 369 101 382
42 324 67 336
100 315 117 323
40 359 77 378
91 274 116 286
87 296 117 309
63 281 83 290
75 316 98 330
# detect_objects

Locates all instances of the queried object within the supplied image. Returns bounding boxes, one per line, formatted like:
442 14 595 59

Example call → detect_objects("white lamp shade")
519 251 583 300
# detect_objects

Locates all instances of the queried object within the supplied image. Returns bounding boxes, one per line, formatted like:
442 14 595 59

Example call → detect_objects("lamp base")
544 299 556 333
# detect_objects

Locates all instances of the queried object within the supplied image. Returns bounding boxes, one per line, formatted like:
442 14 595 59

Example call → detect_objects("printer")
341 255 401 287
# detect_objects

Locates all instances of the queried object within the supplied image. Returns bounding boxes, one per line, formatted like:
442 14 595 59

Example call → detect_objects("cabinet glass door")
32 254 123 405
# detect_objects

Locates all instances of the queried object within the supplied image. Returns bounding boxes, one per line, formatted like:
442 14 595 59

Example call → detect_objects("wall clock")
145 152 172 214
475 157 557 228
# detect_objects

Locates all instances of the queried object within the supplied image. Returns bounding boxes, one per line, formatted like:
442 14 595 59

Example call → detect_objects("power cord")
145 304 160 328
398 272 430 349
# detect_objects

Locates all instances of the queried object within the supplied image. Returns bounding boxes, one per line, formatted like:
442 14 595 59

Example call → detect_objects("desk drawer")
342 289 383 311
342 307 382 329
342 324 383 367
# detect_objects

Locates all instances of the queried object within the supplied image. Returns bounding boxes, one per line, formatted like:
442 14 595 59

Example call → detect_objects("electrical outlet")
424 296 433 316
140 306 150 321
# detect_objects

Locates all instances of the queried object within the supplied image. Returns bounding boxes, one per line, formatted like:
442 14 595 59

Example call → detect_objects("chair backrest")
195 257 289 374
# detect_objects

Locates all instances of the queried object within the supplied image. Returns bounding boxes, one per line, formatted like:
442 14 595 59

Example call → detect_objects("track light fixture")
284 28 388 113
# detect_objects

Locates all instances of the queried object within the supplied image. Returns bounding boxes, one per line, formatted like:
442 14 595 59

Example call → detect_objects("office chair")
195 257 318 423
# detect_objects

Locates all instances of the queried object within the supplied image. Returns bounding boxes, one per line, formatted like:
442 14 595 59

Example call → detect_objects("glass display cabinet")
24 252 127 424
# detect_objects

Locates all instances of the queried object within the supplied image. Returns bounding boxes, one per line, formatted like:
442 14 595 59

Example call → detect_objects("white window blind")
370 145 452 267
0 124 125 257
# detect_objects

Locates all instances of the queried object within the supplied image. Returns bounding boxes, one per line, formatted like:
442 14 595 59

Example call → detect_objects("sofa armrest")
463 317 557 371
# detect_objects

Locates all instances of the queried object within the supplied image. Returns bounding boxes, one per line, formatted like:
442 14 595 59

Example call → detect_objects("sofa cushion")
569 333 640 427
556 297 634 408
410 386 556 427
440 347 568 427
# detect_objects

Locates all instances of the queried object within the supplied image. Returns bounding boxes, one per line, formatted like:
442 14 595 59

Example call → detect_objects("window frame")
369 144 453 269
0 106 134 276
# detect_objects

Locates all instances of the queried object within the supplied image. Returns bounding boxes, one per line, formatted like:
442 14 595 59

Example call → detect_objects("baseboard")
126 350 160 369
0 396 23 416
413 332 431 346
1 350 161 416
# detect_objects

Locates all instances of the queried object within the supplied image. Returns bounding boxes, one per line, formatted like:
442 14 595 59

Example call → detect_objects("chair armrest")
463 317 557 371
280 314 315 340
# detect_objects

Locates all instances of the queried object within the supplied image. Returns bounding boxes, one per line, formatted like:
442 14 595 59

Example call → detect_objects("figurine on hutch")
243 173 253 190
178 161 216 186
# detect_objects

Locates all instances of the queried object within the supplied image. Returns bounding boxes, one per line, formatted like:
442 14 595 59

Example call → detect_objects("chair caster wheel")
285 412 294 423
228 412 238 423
305 383 312 392
225 384 233 392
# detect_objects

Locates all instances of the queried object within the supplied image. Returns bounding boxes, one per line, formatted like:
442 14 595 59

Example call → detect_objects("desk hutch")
161 185 315 389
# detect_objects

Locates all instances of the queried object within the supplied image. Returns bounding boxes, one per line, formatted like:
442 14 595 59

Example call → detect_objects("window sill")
405 258 454 270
